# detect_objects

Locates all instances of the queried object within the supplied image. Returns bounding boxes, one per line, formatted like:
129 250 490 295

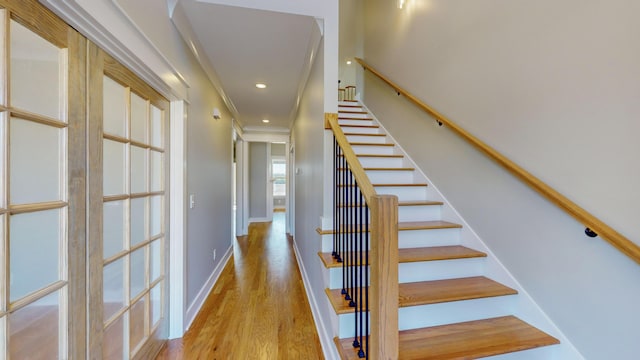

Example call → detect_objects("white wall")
361 0 640 358
338 0 363 88
292 38 337 357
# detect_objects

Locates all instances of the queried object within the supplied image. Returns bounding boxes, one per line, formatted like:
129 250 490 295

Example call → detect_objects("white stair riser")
336 296 516 338
338 126 382 135
339 119 374 126
399 228 461 248
399 258 485 283
338 101 361 106
323 227 462 251
351 145 396 155
339 112 371 119
358 157 405 168
327 267 369 289
366 170 418 184
345 134 388 143
326 257 484 289
398 296 516 331
374 186 430 201
398 205 442 222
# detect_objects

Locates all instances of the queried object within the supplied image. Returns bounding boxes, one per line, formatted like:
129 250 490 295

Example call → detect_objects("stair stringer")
358 101 585 359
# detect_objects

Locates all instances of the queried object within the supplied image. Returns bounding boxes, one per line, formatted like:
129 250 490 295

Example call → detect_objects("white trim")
41 0 179 99
248 217 271 223
292 238 338 360
184 245 233 331
111 0 190 88
169 100 187 338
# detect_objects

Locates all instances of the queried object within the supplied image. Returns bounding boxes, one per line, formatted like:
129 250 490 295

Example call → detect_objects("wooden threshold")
335 316 559 360
326 276 517 314
318 245 486 269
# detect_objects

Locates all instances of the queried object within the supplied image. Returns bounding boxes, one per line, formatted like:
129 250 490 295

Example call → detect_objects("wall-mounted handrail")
355 57 640 266
327 112 399 359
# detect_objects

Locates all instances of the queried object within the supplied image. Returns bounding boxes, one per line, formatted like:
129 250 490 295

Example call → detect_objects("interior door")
0 2 86 359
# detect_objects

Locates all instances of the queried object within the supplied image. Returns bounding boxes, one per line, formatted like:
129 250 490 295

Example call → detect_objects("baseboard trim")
184 245 233 331
292 237 339 360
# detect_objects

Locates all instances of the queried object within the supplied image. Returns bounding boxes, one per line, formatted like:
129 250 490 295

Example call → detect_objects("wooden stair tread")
399 220 462 230
339 117 373 121
326 276 516 314
339 110 368 114
337 200 442 207
356 154 403 158
318 246 486 269
335 316 559 360
343 133 386 136
365 167 415 171
399 200 444 206
374 183 428 187
349 142 394 146
338 105 362 108
338 124 380 128
338 167 413 171
320 221 461 234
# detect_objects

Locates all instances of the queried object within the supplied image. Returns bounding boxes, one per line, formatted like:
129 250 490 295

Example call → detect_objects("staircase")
319 100 561 359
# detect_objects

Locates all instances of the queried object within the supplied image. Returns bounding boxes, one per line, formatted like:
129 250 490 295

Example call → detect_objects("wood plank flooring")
156 213 324 359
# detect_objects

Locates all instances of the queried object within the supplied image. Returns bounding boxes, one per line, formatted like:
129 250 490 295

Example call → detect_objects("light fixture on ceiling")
346 60 352 65
262 119 270 123
398 0 405 9
255 83 267 89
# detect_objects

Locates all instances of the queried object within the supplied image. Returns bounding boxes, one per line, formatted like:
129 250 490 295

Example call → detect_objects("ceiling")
172 0 322 132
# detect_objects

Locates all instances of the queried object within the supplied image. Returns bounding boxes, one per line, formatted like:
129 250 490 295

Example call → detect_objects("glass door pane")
98 68 167 358
2 9 75 359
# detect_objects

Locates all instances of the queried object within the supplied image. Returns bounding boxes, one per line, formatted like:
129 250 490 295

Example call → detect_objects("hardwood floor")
156 213 324 359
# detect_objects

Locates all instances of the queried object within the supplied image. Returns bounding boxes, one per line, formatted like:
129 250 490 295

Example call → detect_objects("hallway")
156 213 324 359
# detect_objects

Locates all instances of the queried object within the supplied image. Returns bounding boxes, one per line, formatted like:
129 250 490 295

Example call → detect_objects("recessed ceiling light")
346 60 352 65
262 119 270 123
256 83 267 89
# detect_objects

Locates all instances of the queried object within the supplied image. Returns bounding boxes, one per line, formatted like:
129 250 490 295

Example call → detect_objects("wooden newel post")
369 195 399 360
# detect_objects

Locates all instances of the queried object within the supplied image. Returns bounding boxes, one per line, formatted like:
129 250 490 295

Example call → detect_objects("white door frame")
168 100 187 338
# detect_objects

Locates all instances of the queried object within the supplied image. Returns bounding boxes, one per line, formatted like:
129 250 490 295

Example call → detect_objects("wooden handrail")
327 112 399 359
355 57 640 265
326 113 377 204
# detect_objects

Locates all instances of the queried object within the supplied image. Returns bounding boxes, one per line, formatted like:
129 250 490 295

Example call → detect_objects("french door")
0 1 169 358
0 1 86 359
88 44 169 359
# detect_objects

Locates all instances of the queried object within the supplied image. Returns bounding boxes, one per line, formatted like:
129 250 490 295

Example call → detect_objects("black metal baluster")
331 136 340 259
357 191 362 358
345 164 353 306
341 150 347 297
365 204 370 359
